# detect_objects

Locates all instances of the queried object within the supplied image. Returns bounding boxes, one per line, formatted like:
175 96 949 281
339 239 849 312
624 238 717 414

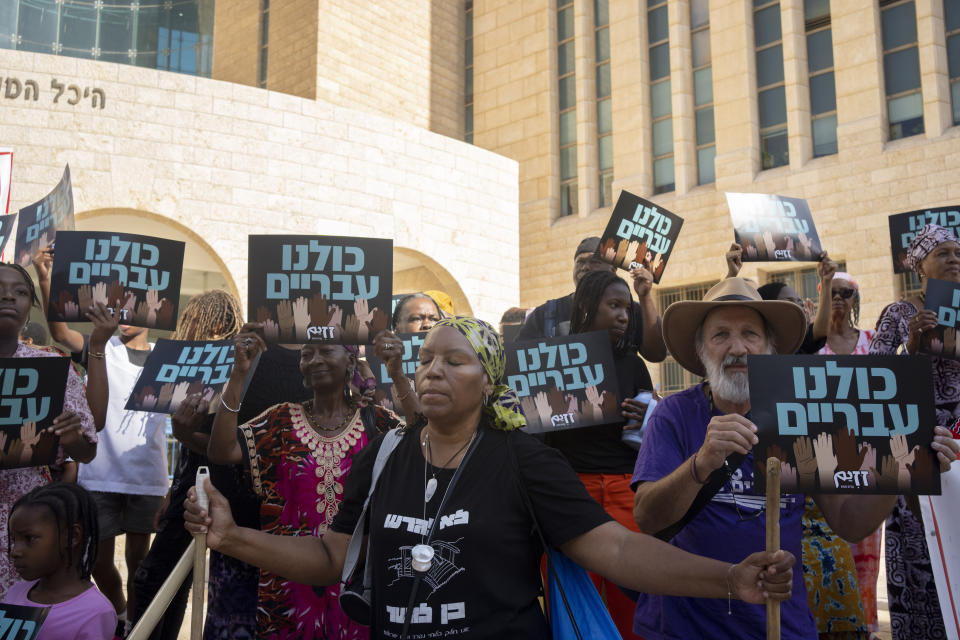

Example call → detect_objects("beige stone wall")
267 0 319 100
0 49 518 324
212 0 464 138
212 0 261 87
472 0 960 385
313 0 464 138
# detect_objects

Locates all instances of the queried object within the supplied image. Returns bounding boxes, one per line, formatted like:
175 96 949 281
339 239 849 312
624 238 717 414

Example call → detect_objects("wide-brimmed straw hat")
662 278 807 377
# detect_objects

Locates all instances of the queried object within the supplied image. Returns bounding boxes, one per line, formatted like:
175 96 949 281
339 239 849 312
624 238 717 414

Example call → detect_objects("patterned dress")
819 329 882 633
870 301 956 639
238 402 401 640
0 344 96 596
801 498 868 638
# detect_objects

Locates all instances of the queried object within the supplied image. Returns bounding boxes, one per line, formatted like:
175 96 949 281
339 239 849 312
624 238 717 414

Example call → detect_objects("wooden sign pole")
766 457 781 640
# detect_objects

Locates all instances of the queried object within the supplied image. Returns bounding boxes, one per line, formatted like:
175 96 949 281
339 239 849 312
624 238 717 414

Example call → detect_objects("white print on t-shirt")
711 468 797 513
383 509 470 535
388 538 466 596
386 601 466 625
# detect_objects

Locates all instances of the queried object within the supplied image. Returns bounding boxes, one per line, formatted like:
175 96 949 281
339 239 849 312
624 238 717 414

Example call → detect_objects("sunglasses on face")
832 287 856 300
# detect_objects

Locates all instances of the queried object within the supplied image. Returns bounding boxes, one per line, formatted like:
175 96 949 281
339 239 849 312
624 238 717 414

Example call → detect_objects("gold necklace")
301 399 357 433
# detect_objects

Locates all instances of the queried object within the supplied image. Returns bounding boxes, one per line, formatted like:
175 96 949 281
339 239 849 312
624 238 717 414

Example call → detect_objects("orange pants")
577 472 644 640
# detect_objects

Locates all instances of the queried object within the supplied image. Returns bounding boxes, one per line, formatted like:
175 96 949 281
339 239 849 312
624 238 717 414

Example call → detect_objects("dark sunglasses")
832 288 856 299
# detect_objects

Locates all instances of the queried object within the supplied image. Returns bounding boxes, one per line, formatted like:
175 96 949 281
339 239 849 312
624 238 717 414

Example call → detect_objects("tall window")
649 0 674 193
946 0 960 125
596 0 613 206
881 0 924 139
805 0 838 156
755 0 789 169
258 0 269 88
691 0 715 184
0 0 213 77
465 0 475 143
659 281 717 393
558 0 578 217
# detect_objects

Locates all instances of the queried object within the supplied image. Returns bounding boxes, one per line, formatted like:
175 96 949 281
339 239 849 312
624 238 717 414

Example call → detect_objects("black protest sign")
46 231 185 331
248 235 392 345
0 213 16 257
0 602 50 640
0 357 70 470
125 339 234 414
596 191 682 283
505 331 620 434
888 206 960 274
921 278 960 360
726 192 823 262
365 332 424 416
748 354 938 495
15 165 75 267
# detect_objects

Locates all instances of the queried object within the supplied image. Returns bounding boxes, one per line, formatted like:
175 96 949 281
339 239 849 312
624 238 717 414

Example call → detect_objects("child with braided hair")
3 482 116 639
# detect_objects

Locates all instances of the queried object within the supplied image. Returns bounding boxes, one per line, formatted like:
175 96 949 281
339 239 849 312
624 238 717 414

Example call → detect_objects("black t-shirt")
330 424 612 639
518 293 646 350
798 323 826 355
546 352 652 474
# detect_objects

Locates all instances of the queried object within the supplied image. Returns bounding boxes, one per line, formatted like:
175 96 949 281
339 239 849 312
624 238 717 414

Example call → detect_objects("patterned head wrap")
424 290 455 316
908 224 958 273
430 316 526 431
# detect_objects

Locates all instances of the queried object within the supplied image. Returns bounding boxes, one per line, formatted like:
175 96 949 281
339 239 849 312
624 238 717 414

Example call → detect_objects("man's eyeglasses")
832 288 856 300
730 490 765 522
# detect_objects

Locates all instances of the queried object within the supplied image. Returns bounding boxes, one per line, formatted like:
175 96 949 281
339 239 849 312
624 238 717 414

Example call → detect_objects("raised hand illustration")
92 282 109 306
293 297 311 340
78 285 93 312
813 432 838 488
533 391 553 425
145 289 162 327
157 382 175 409
792 436 817 484
276 300 295 341
834 427 868 471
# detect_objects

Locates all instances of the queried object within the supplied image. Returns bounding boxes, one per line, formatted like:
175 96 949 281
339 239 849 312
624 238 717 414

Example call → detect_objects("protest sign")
596 191 683 283
920 278 960 360
919 465 960 640
15 165 74 267
248 235 392 344
0 214 17 258
505 331 620 434
46 231 184 331
726 192 822 262
889 206 960 274
748 354 938 494
365 332 424 416
0 602 50 640
126 339 234 414
0 148 12 213
0 357 69 470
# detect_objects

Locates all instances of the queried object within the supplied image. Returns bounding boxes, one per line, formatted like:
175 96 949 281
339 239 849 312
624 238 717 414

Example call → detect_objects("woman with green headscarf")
184 317 796 639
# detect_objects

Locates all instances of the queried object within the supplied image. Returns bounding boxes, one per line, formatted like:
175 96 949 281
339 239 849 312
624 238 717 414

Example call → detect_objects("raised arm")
373 330 420 417
724 243 743 279
562 521 794 604
810 253 836 341
32 247 85 354
207 324 265 465
185 478 349 586
630 266 666 362
84 303 117 431
634 413 758 534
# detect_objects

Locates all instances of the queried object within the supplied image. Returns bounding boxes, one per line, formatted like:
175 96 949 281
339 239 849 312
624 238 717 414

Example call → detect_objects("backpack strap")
543 298 559 339
341 428 404 586
653 452 745 541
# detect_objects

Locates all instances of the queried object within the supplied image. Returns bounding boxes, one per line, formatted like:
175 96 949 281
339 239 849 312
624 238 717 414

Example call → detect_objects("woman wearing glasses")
814 273 881 638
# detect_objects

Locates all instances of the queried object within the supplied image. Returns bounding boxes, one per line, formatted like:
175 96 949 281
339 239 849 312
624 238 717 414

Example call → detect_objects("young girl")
3 483 116 639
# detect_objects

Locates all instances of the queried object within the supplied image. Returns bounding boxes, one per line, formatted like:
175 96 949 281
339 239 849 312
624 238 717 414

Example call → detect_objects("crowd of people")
0 224 958 640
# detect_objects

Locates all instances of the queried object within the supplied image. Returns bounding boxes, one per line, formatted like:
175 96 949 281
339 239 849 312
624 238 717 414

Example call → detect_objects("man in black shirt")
517 236 666 363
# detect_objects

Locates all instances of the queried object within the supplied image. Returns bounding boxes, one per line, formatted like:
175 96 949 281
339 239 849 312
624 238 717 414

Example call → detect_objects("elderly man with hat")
629 278 960 639
517 236 666 362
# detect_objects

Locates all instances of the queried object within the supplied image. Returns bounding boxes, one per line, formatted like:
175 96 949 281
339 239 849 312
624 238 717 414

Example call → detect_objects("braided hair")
172 290 243 341
0 263 41 310
570 270 636 357
8 483 99 579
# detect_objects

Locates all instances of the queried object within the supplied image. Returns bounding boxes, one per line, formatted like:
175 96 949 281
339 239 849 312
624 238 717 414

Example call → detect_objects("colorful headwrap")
424 290 455 316
432 316 526 431
907 224 958 273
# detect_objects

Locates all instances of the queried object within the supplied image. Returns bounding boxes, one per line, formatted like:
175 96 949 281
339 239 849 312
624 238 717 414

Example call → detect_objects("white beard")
704 355 751 404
